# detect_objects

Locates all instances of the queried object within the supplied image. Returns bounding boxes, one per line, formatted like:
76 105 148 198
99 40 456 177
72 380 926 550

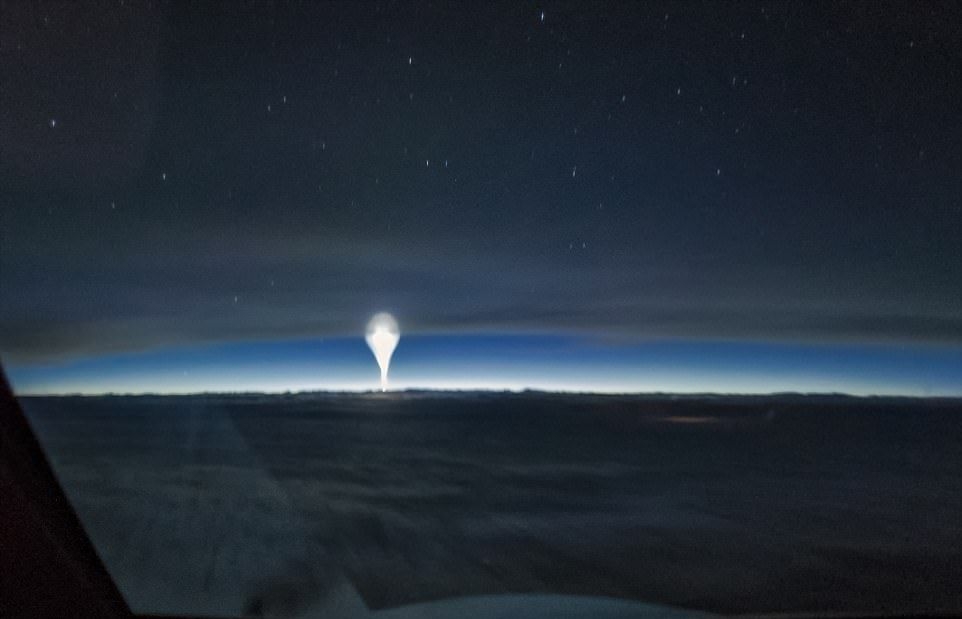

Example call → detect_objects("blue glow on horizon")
5 334 962 397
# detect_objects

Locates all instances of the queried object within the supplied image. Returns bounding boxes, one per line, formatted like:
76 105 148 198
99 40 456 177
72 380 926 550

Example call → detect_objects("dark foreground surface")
19 392 962 617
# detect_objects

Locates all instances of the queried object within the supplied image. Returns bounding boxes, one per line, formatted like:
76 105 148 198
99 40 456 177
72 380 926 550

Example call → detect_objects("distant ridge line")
15 389 962 404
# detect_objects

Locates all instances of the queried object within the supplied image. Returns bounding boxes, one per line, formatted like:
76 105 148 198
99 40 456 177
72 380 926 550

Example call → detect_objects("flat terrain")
20 392 962 617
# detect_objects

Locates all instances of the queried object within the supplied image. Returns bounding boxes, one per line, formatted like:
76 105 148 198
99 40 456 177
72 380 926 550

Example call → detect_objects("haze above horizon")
7 334 961 398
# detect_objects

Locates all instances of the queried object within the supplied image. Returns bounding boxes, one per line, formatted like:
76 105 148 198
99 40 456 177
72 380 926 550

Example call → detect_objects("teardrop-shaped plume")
365 313 400 392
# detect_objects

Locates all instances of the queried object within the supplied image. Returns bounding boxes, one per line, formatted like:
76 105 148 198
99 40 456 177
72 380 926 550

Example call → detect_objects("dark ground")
19 392 962 617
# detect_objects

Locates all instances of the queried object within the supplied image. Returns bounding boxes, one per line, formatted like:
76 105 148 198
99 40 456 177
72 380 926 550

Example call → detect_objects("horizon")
6 332 961 398
15 387 962 401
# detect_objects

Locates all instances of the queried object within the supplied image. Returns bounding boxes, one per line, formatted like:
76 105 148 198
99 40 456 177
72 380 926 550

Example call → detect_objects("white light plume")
365 312 400 392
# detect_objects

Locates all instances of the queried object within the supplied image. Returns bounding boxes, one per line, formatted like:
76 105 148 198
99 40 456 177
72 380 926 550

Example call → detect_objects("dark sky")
1 1 961 383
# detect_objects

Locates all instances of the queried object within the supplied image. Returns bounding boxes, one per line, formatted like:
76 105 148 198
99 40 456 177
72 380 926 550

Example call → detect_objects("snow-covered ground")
21 392 962 617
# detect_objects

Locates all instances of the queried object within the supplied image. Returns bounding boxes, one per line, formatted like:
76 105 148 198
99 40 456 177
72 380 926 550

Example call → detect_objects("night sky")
2 1 960 395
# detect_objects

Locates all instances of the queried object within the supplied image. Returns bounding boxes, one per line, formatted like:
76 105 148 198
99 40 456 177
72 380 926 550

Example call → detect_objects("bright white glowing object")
365 312 400 392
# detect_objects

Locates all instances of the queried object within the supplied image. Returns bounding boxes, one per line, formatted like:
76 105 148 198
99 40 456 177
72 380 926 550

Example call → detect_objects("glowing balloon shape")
365 312 400 392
